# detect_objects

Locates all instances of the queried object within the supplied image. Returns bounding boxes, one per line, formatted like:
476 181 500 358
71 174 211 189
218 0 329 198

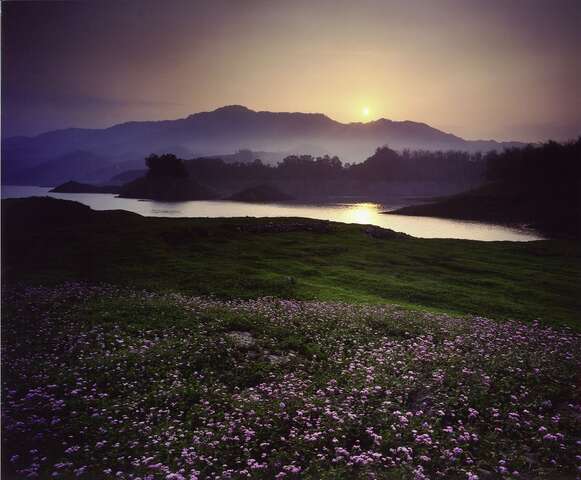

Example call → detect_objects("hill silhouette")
227 184 294 203
120 147 487 202
119 176 218 202
2 106 525 186
50 181 120 194
389 139 581 238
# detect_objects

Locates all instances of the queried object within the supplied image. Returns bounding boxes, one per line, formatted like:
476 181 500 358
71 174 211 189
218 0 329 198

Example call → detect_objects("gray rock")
266 353 295 365
226 331 256 349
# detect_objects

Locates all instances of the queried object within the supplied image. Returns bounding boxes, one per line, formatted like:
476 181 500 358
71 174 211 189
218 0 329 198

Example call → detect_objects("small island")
118 154 218 201
50 181 120 194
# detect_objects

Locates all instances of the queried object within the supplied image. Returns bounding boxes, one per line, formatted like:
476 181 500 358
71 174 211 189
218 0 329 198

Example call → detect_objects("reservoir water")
1 185 544 242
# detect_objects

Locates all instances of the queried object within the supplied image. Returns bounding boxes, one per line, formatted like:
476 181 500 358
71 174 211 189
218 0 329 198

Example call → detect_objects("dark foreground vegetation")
391 139 581 239
2 198 580 479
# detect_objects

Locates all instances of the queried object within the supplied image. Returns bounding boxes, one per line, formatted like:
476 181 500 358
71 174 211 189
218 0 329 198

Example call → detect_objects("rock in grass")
225 331 256 348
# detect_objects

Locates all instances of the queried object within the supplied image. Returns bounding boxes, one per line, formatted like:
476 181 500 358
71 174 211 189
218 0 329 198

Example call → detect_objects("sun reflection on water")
341 203 381 225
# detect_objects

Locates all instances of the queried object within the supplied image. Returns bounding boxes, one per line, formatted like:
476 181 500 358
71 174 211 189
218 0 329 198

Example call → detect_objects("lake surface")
1 185 544 241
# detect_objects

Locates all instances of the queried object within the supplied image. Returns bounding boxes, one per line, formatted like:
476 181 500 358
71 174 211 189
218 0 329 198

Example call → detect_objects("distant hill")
119 176 218 202
2 105 525 186
4 150 112 186
108 169 147 185
228 184 294 203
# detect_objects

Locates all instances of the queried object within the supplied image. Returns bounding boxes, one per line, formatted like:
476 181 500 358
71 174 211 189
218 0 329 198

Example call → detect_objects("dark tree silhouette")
144 145 498 188
178 146 488 185
344 145 484 182
145 154 188 178
485 138 581 191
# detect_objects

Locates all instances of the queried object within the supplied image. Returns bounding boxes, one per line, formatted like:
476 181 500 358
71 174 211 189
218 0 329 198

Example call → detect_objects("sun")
361 106 370 118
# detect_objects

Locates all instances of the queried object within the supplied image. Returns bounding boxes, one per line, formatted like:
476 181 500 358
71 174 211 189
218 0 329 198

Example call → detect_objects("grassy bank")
389 182 581 240
2 197 580 328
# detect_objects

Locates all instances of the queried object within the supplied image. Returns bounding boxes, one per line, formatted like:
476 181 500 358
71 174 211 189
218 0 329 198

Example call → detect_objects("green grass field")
2 197 580 328
3 197 580 478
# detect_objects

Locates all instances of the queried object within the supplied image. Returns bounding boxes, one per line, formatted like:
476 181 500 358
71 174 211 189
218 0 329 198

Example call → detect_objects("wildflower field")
2 198 580 479
3 284 580 479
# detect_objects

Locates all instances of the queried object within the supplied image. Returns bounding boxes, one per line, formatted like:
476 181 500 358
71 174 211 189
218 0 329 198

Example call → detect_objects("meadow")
2 198 580 479
2 198 580 327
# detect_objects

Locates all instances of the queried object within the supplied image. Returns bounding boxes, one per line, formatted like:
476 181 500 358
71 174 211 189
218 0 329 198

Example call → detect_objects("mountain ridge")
4 105 521 145
2 105 526 186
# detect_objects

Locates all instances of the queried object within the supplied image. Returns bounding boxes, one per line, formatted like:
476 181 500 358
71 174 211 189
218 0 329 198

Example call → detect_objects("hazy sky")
2 0 580 141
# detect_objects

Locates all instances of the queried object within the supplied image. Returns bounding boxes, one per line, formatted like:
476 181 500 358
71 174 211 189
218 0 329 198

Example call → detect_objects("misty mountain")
5 151 111 187
2 105 524 186
108 169 147 185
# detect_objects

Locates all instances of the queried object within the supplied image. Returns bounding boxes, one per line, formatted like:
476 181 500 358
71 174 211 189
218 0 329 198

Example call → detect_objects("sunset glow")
3 0 580 141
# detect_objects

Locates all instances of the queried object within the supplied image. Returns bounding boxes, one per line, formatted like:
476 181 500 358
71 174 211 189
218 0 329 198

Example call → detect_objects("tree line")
485 138 581 192
145 147 486 184
145 138 580 188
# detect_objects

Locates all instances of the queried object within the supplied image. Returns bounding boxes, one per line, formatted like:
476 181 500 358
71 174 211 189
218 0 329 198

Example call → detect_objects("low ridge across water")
1 186 543 241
